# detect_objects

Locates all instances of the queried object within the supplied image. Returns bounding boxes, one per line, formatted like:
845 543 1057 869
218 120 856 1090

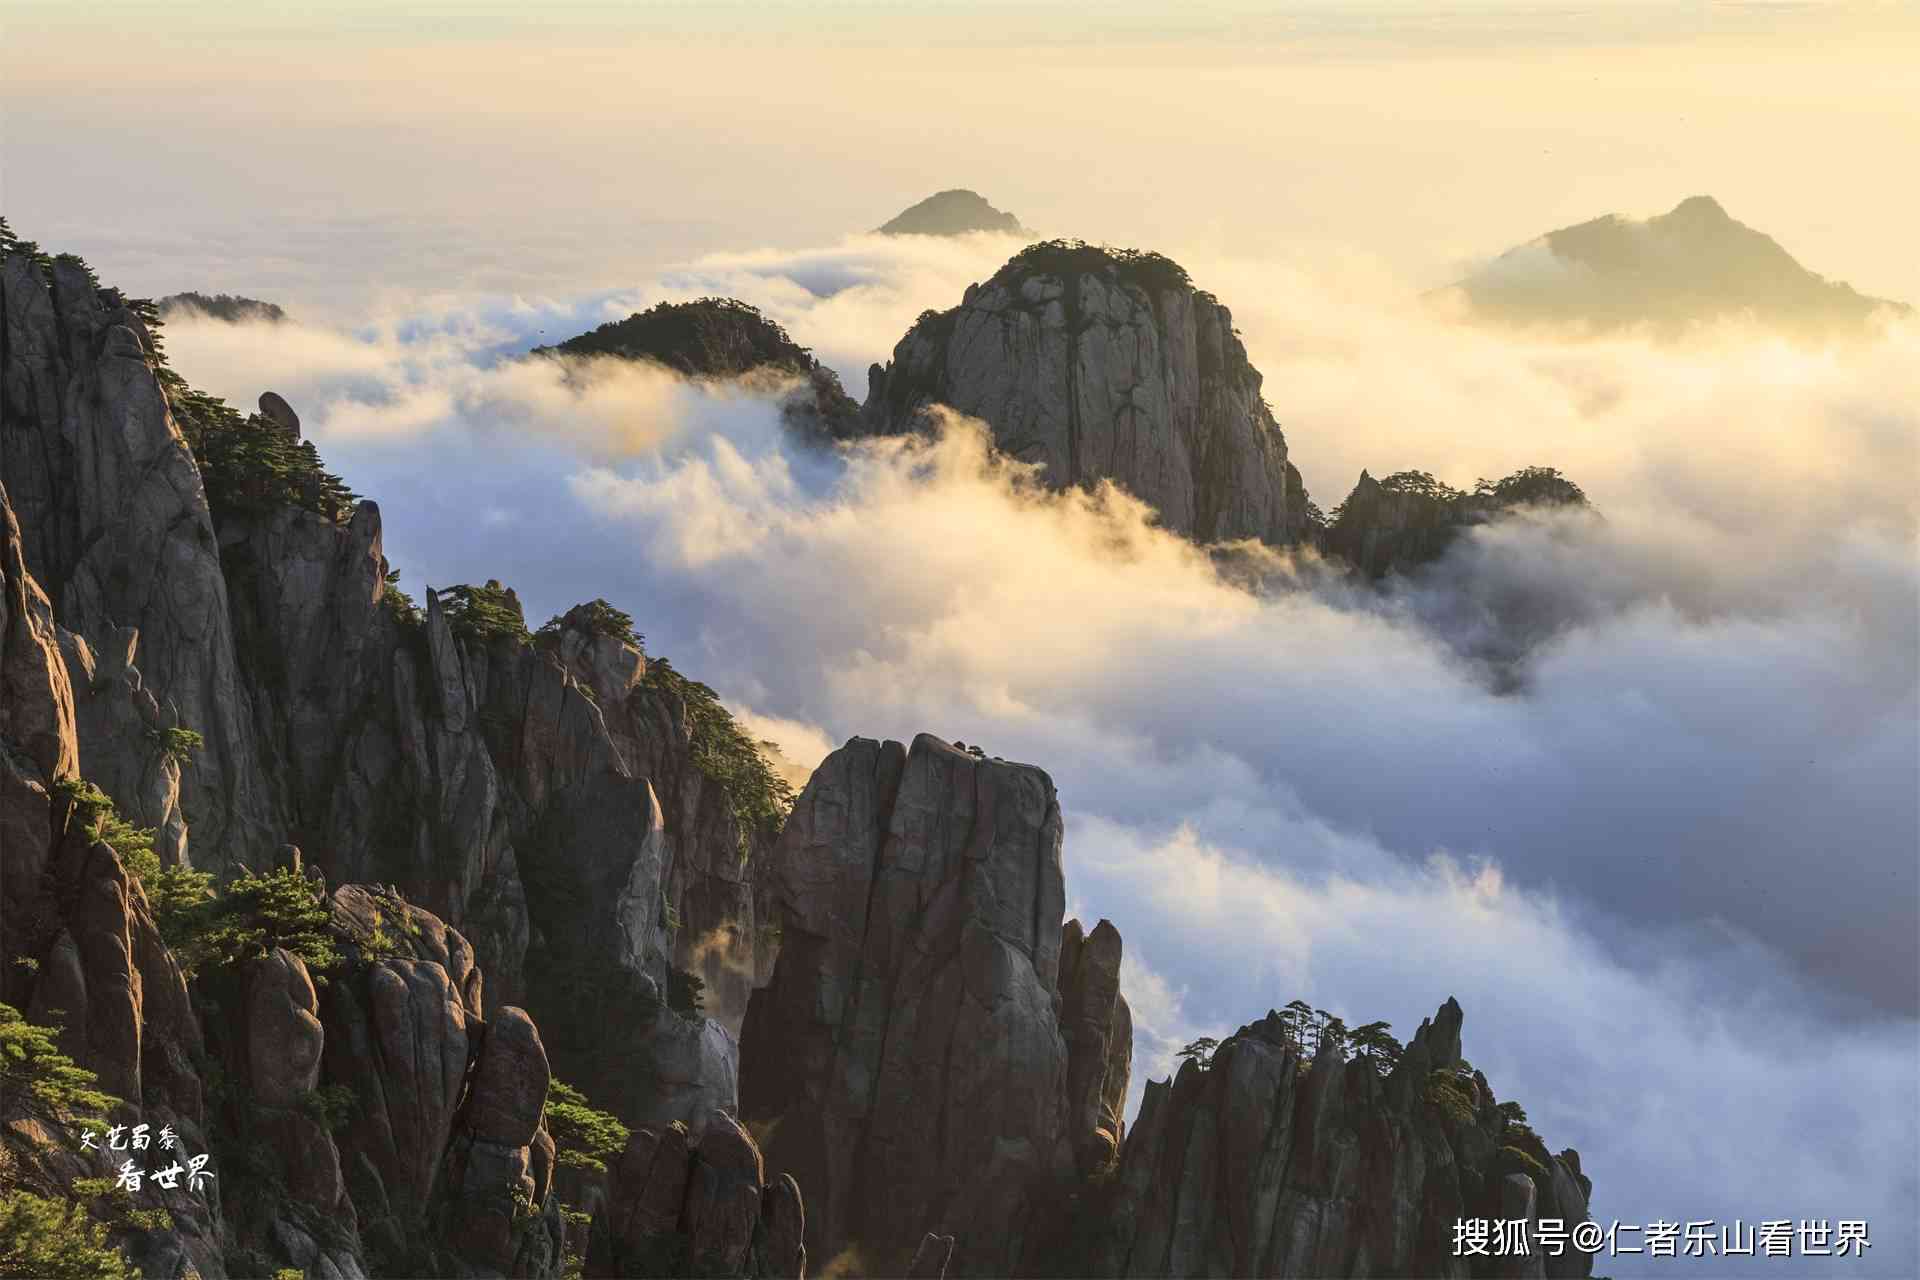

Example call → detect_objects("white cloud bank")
159 236 1920 1274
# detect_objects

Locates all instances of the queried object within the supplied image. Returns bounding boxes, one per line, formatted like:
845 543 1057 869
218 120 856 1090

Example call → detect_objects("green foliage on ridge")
154 726 204 763
544 1079 630 1174
1472 465 1587 507
1423 1067 1478 1127
643 657 795 854
536 297 820 378
56 778 215 951
0 1190 138 1280
176 867 341 979
438 580 530 646
1176 1037 1219 1070
536 598 642 649
992 238 1195 295
667 966 707 1019
0 1004 121 1120
381 567 424 628
168 382 360 525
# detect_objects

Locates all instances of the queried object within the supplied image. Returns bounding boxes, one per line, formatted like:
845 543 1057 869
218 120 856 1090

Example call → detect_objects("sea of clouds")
161 231 1919 1274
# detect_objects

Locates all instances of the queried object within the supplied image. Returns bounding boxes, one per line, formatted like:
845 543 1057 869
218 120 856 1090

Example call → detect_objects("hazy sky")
5 0 1917 314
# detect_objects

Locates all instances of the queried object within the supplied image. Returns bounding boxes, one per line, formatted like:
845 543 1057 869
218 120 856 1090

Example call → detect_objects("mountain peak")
1451 195 1908 337
536 296 816 376
1666 193 1729 222
876 189 1025 237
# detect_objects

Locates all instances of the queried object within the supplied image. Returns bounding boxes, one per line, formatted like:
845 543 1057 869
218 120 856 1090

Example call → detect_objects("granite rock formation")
876 190 1026 237
587 1110 807 1278
740 733 1130 1276
0 516 788 1276
1093 999 1596 1279
2 250 280 869
0 237 794 1142
858 242 1314 546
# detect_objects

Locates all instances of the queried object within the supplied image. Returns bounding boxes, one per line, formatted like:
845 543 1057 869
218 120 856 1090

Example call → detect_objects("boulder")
258 390 301 435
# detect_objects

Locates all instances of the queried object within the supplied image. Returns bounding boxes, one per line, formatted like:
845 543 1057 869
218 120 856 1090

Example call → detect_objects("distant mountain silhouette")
876 189 1025 237
1449 195 1908 337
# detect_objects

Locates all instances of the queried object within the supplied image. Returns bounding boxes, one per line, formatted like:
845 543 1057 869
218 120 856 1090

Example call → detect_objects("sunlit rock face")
860 242 1314 547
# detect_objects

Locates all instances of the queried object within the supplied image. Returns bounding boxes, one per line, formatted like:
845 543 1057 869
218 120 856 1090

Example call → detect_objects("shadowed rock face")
1058 918 1133 1175
740 733 1128 1276
591 1110 805 1278
1095 999 1594 1279
1450 194 1910 338
877 189 1026 237
0 494 568 1274
2 241 786 1263
859 243 1314 547
1323 466 1589 580
3 244 789 1063
536 297 862 440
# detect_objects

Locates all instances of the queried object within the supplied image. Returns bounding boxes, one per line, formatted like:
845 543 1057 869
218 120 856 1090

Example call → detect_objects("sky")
7 2 1918 1275
5 0 1918 311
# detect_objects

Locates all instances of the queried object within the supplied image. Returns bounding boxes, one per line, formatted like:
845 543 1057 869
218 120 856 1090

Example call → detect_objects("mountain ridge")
876 188 1026 237
1449 194 1910 337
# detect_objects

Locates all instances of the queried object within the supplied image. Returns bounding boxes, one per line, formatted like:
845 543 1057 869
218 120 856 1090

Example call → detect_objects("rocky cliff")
1324 466 1589 580
0 231 816 1264
2 246 281 870
2 465 804 1278
1094 999 1595 1279
739 734 1131 1276
0 228 803 1123
858 241 1313 546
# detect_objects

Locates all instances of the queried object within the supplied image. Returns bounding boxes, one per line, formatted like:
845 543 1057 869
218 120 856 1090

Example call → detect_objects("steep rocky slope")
739 734 1132 1276
535 297 860 440
1 228 793 1190
2 468 804 1279
1095 1001 1594 1278
1450 194 1910 337
2 244 282 869
857 241 1315 546
876 190 1026 237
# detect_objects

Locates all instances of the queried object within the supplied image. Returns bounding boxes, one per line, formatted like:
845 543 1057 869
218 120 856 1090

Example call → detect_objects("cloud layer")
159 238 1920 1273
